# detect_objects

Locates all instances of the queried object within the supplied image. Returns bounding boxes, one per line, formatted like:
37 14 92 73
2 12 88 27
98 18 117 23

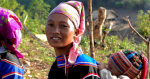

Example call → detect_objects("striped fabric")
54 49 100 79
56 49 98 68
81 73 100 79
111 51 140 79
0 59 25 79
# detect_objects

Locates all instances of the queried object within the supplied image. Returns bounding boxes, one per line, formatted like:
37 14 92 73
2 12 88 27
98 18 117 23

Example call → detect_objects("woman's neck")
54 43 73 56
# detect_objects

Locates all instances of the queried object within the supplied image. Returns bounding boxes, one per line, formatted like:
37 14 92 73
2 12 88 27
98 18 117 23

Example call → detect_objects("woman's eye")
48 23 53 26
61 25 67 27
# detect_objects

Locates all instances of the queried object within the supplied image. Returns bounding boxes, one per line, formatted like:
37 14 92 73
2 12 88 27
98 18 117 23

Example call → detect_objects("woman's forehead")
48 14 70 22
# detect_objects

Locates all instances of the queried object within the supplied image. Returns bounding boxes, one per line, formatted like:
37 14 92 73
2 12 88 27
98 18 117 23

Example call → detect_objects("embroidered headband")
0 7 23 58
49 1 85 65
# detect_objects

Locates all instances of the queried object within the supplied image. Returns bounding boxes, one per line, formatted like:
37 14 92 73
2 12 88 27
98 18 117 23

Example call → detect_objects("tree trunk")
98 7 106 42
147 14 150 79
88 0 95 59
102 22 113 44
147 13 150 79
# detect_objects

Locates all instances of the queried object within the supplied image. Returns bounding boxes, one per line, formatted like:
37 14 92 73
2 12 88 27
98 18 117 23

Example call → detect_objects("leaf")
0 23 3 26
2 16 4 20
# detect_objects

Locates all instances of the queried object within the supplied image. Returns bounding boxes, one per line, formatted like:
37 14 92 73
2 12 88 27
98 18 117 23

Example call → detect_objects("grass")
18 32 55 78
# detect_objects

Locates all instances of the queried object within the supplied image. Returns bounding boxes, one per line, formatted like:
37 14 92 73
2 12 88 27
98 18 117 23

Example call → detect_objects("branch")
126 16 148 43
85 19 90 32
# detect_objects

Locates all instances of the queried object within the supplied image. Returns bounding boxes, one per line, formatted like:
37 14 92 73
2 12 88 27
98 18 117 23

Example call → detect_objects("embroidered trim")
81 73 100 79
0 59 24 69
74 62 98 68
2 72 23 79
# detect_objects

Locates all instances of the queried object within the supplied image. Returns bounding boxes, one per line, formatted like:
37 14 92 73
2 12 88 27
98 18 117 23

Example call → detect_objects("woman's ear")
74 29 80 38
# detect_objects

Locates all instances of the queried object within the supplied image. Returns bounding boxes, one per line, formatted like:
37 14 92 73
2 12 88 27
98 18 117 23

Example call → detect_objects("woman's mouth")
51 37 61 40
51 37 62 43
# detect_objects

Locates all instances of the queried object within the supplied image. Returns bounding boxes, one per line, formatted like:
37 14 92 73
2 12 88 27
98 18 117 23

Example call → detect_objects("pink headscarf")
0 7 23 58
49 1 85 65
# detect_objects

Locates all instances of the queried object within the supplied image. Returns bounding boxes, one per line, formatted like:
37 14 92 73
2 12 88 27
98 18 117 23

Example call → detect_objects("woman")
0 7 25 79
45 1 100 79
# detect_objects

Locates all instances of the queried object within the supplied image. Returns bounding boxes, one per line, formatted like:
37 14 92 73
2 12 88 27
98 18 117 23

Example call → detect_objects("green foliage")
115 1 124 8
80 35 147 58
27 0 50 22
105 36 147 53
17 0 32 10
0 0 26 22
26 0 50 34
44 0 57 10
137 10 150 38
80 35 90 53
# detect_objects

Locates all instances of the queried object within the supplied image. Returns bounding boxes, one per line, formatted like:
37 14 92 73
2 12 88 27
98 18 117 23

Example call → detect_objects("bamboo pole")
147 38 150 79
88 0 95 58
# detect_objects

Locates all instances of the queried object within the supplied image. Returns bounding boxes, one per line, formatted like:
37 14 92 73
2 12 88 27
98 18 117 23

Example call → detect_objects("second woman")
45 1 100 79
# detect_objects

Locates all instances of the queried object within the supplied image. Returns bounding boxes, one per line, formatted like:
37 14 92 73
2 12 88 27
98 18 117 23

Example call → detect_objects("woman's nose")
52 26 60 34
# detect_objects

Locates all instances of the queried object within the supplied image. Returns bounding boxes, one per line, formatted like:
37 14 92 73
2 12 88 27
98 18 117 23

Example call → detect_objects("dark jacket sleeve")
48 60 66 79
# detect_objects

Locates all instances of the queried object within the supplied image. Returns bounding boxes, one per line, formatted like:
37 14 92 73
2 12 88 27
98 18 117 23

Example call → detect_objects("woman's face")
45 14 76 48
106 58 122 77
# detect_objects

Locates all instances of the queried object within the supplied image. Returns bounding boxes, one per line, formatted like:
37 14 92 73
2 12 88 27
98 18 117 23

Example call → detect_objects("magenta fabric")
140 56 148 79
0 7 23 58
49 1 85 65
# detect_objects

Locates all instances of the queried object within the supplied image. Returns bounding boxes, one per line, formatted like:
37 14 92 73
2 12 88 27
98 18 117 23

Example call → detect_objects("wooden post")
98 7 106 42
147 38 150 79
147 13 150 79
147 13 150 78
88 0 95 58
149 13 150 21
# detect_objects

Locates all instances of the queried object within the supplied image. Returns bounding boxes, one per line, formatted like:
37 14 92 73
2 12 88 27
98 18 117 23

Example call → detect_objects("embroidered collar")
56 49 83 68
0 46 9 53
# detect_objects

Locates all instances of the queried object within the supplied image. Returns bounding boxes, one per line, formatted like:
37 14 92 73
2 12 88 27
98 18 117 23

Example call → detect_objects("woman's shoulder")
0 59 24 79
77 54 97 62
0 52 24 67
0 52 25 79
74 54 98 67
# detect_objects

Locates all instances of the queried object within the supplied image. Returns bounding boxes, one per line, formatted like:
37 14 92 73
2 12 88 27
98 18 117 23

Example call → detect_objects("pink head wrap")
110 50 148 79
49 1 85 65
0 7 23 58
